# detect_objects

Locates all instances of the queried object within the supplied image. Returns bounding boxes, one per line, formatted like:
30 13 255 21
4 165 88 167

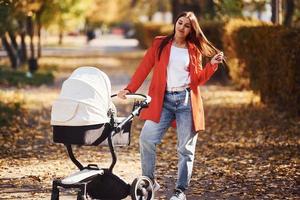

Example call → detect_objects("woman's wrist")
124 88 131 93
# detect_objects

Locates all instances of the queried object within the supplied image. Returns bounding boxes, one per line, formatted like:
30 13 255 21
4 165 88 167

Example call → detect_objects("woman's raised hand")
210 52 224 65
117 89 130 99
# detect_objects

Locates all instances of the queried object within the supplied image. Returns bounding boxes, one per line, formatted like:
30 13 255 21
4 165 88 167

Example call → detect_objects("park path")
0 34 299 200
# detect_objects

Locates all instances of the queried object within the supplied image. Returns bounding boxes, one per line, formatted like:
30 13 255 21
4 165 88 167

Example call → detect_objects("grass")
0 65 54 87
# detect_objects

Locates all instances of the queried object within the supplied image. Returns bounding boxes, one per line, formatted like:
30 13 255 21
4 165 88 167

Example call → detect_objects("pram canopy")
51 66 113 126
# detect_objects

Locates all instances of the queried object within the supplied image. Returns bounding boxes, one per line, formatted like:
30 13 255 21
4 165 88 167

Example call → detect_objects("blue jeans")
140 90 198 190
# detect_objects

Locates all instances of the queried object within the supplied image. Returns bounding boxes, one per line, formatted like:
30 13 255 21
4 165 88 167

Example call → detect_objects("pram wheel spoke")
130 176 154 200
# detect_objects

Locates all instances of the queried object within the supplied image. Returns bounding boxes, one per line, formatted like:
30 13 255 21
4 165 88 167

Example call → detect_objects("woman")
118 11 224 200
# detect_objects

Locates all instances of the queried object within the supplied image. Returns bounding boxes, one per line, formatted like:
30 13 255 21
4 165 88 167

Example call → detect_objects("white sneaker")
170 188 186 200
153 180 161 192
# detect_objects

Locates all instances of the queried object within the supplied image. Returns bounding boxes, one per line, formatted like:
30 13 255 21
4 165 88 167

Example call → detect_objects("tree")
86 0 131 26
271 0 283 24
41 0 92 44
0 0 43 71
36 0 50 58
214 0 244 19
283 0 295 26
0 0 22 69
171 0 202 22
22 1 43 73
205 0 216 20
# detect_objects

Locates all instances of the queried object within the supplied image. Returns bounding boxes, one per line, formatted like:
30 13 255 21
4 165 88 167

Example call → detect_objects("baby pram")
50 66 154 200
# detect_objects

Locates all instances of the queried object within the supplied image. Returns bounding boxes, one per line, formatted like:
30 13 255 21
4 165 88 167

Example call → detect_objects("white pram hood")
51 66 114 126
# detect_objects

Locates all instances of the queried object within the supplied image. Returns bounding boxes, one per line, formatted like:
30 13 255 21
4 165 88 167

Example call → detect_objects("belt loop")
184 88 189 106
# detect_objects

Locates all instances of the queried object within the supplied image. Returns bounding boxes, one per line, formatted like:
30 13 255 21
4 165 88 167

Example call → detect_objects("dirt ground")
0 35 299 200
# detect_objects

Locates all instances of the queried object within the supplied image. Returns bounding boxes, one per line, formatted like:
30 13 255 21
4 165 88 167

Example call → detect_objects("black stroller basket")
51 94 154 200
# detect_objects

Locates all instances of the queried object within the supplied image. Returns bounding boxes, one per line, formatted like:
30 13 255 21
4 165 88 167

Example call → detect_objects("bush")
234 26 300 115
0 68 54 87
221 18 266 88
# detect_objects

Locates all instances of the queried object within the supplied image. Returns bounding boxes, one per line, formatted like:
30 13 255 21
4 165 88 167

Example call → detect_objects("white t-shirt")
166 45 190 90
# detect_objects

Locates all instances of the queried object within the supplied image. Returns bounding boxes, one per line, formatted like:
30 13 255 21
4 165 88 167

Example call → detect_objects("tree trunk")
171 0 180 23
271 0 276 23
27 15 35 59
1 34 18 69
190 0 201 19
20 28 27 64
8 31 21 68
37 19 42 58
29 32 34 59
271 0 283 24
27 15 38 73
283 0 294 26
36 2 46 58
58 30 63 45
171 0 202 22
8 31 18 50
18 19 27 64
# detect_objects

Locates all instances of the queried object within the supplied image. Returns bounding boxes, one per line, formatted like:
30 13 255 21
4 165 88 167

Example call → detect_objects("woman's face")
175 16 192 39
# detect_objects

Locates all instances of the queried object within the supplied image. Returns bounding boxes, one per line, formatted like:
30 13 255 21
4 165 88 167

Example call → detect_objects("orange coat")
125 36 218 132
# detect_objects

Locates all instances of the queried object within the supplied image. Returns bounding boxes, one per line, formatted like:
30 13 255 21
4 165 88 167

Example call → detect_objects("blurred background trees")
1 0 299 70
1 0 300 68
0 0 91 72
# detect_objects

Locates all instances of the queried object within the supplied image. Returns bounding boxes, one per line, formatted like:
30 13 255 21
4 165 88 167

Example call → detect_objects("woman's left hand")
210 52 224 65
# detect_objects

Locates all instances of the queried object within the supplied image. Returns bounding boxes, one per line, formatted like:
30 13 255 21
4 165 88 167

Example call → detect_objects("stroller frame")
51 94 153 200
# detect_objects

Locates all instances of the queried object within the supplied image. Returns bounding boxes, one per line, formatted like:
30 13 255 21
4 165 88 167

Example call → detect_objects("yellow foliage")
221 18 267 87
0 90 25 105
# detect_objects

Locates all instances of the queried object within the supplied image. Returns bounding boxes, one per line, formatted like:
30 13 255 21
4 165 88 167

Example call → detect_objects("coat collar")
187 41 198 52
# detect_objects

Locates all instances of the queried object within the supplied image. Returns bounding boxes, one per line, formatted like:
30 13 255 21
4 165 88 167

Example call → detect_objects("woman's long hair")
158 11 220 60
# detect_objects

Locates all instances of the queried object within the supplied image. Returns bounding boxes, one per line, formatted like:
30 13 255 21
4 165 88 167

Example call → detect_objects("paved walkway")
0 35 139 58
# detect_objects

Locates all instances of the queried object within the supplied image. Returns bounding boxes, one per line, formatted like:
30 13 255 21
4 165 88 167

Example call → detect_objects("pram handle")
111 93 151 134
111 93 152 104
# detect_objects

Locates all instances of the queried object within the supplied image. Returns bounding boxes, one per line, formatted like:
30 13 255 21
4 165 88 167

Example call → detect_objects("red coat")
126 36 218 132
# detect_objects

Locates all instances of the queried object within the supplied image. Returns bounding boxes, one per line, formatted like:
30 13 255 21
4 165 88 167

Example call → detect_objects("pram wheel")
51 185 59 200
76 193 87 200
130 176 153 200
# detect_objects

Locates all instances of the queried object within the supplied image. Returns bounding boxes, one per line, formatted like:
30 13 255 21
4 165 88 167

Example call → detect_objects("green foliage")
0 0 13 35
0 68 54 87
214 0 244 19
42 0 92 32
